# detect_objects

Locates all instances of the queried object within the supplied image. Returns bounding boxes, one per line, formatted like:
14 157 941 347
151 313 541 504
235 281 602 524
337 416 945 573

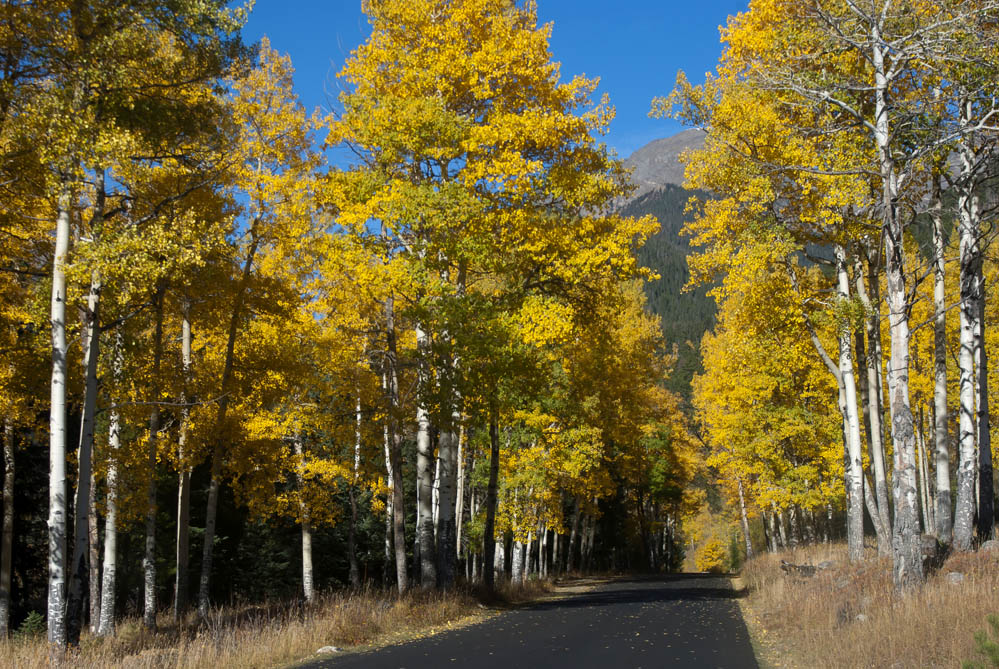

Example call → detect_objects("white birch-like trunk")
66 268 100 645
929 185 953 543
414 322 436 588
854 254 891 547
97 336 123 637
88 466 99 634
381 387 394 588
348 392 361 589
871 36 923 589
48 181 72 651
174 300 192 621
511 540 524 584
293 433 314 603
494 540 505 576
954 157 980 552
1 421 13 638
455 428 466 562
835 246 866 562
737 478 754 560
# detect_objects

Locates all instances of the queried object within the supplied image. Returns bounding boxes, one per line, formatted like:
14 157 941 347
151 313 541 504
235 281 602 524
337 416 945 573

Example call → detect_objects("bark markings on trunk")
48 180 72 651
174 299 192 621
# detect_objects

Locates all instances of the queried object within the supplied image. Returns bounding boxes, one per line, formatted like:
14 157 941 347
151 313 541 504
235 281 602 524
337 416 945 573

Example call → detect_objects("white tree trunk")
293 434 314 603
347 392 361 589
835 246 867 562
174 300 192 621
97 336 123 637
870 36 923 589
67 268 101 644
414 322 436 588
954 166 980 551
47 181 72 651
88 466 99 634
854 254 891 547
382 387 394 587
930 193 953 543
511 540 524 584
455 428 466 562
738 478 754 560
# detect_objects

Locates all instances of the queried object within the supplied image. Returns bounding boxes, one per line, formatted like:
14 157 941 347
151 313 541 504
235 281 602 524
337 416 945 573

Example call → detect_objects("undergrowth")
0 579 552 669
739 541 999 668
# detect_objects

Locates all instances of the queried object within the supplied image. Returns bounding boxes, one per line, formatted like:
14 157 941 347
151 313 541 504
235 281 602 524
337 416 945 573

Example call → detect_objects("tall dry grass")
0 580 551 669
739 541 999 668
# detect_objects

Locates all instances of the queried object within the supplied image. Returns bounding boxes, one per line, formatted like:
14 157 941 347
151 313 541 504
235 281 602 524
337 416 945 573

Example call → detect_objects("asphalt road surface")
304 574 759 669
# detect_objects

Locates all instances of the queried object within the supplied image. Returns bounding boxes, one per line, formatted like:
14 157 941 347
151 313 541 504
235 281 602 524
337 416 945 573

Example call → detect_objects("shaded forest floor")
0 580 557 668
736 541 999 668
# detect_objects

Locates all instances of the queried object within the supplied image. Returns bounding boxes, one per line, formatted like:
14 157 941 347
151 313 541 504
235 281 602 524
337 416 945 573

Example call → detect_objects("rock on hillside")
624 128 706 198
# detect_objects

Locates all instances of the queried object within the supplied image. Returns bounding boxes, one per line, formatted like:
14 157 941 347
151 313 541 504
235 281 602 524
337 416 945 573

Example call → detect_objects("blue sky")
243 0 748 159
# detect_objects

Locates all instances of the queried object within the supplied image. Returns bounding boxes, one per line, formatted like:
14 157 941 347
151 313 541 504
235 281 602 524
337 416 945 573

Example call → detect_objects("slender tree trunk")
855 253 892 545
293 433 314 603
384 295 408 593
414 323 437 588
0 421 13 638
834 246 867 562
930 185 953 543
482 406 501 591
917 415 933 534
66 269 100 645
381 386 394 588
540 528 548 578
198 234 259 617
955 178 981 552
88 466 99 634
48 180 72 652
174 299 192 621
97 336 123 637
738 479 754 560
348 391 361 589
455 428 467 562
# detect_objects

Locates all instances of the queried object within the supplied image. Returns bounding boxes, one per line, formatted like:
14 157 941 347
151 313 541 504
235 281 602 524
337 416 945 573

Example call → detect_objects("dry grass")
738 541 999 668
0 580 553 669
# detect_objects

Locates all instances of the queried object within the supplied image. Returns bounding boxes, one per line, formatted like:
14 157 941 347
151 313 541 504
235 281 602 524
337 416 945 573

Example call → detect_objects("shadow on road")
530 573 744 611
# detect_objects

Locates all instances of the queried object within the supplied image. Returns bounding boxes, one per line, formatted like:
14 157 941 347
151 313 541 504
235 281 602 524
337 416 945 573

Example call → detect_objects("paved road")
305 575 758 669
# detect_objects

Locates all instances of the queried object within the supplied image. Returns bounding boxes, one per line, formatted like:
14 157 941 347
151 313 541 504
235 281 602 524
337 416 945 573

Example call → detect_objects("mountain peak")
623 128 706 199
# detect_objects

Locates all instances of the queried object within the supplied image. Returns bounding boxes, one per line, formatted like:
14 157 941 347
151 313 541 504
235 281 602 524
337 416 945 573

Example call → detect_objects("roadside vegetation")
0 580 552 669
740 542 999 668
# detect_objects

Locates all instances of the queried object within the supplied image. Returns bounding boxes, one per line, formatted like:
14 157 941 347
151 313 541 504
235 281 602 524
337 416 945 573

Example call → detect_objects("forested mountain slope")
621 133 715 401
